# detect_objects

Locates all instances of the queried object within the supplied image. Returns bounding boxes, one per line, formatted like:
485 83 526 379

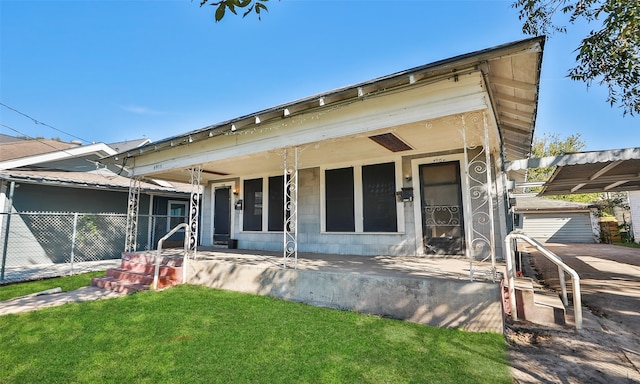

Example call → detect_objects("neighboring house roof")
0 134 25 143
0 142 117 171
108 36 544 169
108 138 152 153
514 196 597 212
0 139 80 162
0 169 193 195
507 147 640 195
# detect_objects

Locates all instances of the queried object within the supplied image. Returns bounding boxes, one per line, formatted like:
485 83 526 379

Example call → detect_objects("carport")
506 147 640 242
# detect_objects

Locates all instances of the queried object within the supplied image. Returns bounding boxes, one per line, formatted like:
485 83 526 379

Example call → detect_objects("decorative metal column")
124 177 141 253
283 147 299 269
482 113 498 280
460 124 476 281
460 112 497 281
188 166 202 259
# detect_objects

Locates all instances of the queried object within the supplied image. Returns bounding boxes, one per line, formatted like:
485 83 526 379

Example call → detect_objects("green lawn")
0 285 510 383
0 271 106 301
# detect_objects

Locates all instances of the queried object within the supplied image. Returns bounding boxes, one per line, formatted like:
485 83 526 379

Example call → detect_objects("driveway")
509 242 640 383
525 243 640 335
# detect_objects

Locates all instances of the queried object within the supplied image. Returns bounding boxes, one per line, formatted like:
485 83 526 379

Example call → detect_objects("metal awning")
505 147 640 195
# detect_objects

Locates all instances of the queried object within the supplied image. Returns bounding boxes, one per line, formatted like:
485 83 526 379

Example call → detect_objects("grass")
0 285 510 383
612 241 640 249
0 271 105 301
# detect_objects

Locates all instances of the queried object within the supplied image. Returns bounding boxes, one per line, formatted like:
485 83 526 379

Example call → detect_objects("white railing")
504 231 583 330
153 223 190 290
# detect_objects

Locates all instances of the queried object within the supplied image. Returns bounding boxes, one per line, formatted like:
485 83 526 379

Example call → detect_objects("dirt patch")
507 317 640 383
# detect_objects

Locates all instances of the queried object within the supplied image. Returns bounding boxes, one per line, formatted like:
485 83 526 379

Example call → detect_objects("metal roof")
110 37 544 164
506 147 640 195
0 170 192 195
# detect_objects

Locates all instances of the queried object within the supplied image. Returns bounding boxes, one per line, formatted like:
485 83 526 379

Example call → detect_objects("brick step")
119 261 183 279
105 269 178 288
92 276 149 294
122 253 184 267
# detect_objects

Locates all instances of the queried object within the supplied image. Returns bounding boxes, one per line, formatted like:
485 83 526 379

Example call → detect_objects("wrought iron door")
419 161 465 255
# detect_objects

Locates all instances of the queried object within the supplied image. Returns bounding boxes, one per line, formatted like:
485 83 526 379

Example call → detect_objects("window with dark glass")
325 167 355 232
268 175 285 231
362 162 397 232
243 178 263 231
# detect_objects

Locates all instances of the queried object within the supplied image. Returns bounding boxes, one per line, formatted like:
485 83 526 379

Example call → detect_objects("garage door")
521 212 595 243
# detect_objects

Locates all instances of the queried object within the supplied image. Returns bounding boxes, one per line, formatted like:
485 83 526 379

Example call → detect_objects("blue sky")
1 0 637 152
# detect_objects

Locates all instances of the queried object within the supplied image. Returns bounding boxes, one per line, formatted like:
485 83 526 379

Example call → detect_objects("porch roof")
104 37 544 182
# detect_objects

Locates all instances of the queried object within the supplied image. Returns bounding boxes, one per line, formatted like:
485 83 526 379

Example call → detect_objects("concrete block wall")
233 167 417 256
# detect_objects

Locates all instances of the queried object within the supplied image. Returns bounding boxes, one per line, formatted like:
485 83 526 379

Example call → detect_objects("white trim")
167 200 188 232
411 153 469 256
0 143 117 170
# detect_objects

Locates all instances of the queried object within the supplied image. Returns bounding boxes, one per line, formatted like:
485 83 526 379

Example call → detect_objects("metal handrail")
504 230 583 330
153 223 190 290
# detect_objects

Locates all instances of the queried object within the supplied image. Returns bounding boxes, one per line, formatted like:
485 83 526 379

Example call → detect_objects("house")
102 37 545 267
0 137 194 275
513 196 599 243
93 38 548 331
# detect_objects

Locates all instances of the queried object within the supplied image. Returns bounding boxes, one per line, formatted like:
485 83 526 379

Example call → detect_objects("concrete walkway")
0 286 125 316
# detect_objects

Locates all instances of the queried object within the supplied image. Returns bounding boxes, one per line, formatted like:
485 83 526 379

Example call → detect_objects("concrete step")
91 277 149 294
513 277 566 327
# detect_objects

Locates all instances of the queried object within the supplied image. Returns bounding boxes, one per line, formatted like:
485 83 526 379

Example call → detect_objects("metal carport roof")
505 147 640 195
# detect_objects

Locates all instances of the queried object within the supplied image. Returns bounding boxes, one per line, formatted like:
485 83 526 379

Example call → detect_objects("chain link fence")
0 212 179 285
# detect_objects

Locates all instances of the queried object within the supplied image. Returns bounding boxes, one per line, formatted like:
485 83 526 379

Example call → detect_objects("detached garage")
513 197 599 243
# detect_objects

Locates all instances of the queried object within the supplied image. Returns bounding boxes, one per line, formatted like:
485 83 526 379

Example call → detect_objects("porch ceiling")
143 114 487 184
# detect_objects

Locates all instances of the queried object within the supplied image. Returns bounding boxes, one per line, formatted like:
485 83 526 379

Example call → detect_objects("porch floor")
191 246 503 282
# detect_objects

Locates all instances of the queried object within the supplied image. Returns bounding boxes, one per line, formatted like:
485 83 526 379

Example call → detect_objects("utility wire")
0 102 89 144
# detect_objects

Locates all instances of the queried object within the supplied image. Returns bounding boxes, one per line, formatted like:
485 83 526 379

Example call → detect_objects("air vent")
369 133 412 152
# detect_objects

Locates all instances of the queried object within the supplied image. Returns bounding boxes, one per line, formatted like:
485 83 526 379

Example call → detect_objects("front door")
213 187 231 244
419 161 465 255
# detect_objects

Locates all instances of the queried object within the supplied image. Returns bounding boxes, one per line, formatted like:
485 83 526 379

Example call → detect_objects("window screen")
243 178 263 231
362 162 397 232
268 175 285 231
325 167 355 232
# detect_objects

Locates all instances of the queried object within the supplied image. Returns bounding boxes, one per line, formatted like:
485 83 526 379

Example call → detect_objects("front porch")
185 247 505 333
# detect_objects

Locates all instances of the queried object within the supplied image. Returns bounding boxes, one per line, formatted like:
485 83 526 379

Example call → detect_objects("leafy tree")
528 132 586 183
199 0 268 22
513 0 640 116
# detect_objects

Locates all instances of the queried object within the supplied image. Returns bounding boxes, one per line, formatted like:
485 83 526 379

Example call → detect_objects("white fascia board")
132 73 489 176
0 143 117 170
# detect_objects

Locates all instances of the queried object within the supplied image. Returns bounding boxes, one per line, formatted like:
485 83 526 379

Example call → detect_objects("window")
325 167 355 232
168 201 188 231
243 178 263 231
362 162 397 232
